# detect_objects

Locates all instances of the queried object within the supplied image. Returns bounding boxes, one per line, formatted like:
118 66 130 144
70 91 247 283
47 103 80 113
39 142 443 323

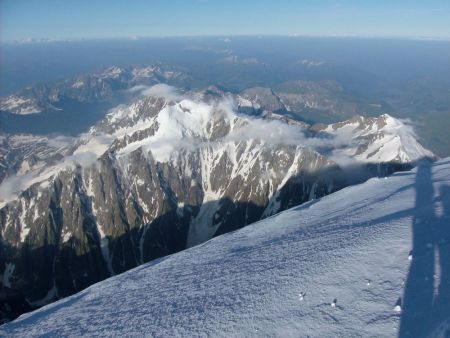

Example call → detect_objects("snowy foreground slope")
2 159 450 337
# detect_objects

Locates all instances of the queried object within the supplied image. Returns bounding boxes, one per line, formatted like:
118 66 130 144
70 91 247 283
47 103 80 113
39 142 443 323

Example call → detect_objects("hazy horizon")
2 0 449 42
3 34 450 45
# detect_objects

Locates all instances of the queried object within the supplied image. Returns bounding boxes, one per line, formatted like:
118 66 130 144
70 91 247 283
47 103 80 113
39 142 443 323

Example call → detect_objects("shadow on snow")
399 161 450 338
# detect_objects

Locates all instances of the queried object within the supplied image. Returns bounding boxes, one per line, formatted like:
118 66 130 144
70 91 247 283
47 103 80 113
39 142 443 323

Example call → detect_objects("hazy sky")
1 0 450 41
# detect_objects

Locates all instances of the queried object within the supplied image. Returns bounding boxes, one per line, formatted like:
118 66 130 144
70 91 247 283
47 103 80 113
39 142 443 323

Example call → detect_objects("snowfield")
2 159 450 337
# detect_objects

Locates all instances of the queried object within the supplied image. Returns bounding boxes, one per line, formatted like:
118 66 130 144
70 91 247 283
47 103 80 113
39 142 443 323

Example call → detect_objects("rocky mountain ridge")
0 65 189 115
0 85 433 323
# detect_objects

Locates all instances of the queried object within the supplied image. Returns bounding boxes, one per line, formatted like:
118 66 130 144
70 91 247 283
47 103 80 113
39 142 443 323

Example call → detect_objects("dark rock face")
0 145 337 322
0 287 32 324
239 87 287 115
0 150 398 323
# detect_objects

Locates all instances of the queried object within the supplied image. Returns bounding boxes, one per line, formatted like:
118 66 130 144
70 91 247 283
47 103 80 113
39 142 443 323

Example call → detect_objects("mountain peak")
315 113 435 164
0 85 435 323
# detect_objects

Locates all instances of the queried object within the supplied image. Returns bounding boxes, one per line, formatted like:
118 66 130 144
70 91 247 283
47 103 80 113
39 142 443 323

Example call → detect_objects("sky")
1 0 450 42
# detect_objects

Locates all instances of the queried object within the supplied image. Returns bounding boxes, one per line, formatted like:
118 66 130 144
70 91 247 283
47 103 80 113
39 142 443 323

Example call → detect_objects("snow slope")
2 159 449 337
0 159 450 337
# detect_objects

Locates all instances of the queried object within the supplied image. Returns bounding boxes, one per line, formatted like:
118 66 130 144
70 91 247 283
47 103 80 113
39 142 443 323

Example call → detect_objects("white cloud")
127 84 184 101
127 85 149 93
46 135 77 148
140 84 184 101
0 172 34 204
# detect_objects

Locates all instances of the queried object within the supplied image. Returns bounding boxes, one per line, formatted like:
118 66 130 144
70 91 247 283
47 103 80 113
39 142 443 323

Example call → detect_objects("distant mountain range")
0 65 386 121
0 65 189 115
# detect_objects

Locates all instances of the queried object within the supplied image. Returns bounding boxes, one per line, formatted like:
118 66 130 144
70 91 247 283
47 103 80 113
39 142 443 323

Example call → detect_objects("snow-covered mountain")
0 65 189 115
312 114 435 164
0 85 434 323
0 96 43 115
0 134 75 184
2 158 449 337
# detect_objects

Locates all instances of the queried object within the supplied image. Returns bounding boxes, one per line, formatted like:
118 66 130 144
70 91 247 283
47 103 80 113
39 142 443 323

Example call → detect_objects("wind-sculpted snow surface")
2 158 449 337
